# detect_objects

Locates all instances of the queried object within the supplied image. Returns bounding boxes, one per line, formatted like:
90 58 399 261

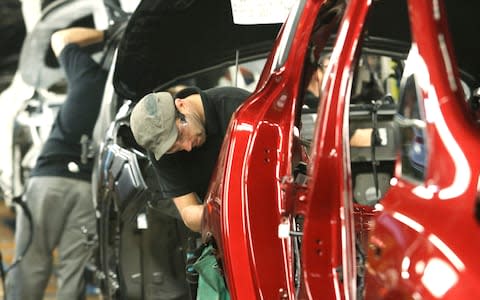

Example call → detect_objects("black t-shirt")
31 44 107 181
156 86 250 200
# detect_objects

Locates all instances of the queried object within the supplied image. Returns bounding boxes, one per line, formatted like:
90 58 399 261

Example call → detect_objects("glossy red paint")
298 0 373 298
365 1 480 299
203 0 480 299
203 1 318 298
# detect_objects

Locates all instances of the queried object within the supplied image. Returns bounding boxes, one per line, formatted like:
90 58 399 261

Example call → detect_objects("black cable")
0 250 6 299
0 194 33 300
292 216 302 299
5 195 34 273
370 100 381 200
355 237 366 299
99 21 128 71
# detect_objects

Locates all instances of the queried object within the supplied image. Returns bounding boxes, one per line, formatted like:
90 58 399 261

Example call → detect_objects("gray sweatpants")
5 176 96 300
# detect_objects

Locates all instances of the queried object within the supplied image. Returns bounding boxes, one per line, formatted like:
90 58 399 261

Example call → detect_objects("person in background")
6 26 109 300
304 55 330 110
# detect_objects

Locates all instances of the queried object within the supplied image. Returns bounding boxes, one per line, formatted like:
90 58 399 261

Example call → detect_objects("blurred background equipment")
0 0 25 93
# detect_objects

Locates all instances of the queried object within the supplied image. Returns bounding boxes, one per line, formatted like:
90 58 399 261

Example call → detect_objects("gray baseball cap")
130 92 178 160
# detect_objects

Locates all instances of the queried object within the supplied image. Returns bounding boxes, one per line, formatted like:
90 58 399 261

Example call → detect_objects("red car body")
202 0 480 299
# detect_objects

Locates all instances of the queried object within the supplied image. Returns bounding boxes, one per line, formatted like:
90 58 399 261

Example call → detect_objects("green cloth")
193 245 230 300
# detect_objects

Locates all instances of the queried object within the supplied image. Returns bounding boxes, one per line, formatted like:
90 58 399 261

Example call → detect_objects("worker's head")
130 91 206 159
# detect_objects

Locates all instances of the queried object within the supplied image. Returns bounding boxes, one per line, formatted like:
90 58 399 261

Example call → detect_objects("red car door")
365 1 480 299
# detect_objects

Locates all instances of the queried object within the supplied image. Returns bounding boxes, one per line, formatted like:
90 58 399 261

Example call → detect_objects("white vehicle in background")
0 0 136 206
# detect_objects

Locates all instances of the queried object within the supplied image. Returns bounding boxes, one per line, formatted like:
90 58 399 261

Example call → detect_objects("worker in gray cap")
130 86 250 232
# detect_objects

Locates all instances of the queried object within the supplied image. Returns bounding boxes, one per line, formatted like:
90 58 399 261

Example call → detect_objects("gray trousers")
6 176 96 300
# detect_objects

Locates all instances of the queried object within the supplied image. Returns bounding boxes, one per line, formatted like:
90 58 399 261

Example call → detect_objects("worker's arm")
51 27 105 58
173 193 204 232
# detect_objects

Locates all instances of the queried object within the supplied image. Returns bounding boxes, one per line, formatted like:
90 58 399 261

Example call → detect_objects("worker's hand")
350 128 373 147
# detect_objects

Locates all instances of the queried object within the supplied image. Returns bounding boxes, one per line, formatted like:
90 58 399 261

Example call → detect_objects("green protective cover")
193 245 230 300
